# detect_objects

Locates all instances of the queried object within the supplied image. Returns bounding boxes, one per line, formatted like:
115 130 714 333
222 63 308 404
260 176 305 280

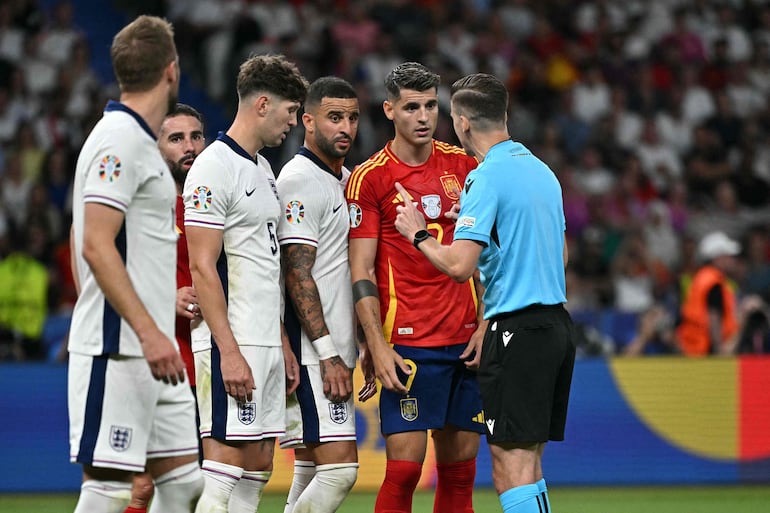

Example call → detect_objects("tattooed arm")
282 244 353 402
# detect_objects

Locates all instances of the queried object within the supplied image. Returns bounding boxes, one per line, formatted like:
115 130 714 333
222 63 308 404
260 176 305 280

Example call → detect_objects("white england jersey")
277 147 356 367
185 133 282 350
69 101 177 356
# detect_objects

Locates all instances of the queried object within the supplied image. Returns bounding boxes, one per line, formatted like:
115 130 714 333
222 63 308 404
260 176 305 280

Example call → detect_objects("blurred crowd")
2 0 770 360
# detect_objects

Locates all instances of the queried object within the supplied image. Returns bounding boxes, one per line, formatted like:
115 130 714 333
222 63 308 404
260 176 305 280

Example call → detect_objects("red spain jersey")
175 195 195 386
346 140 479 347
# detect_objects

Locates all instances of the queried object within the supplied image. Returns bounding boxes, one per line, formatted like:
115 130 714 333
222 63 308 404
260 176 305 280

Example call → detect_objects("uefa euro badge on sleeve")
421 194 442 219
238 402 257 425
329 402 349 424
110 425 133 452
400 397 418 422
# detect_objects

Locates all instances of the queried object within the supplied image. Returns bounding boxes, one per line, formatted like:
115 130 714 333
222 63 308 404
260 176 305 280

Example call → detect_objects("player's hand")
320 356 353 403
175 286 200 319
394 182 427 241
140 327 186 386
461 323 485 370
371 343 411 395
358 344 377 402
445 184 462 221
219 348 255 403
283 343 300 395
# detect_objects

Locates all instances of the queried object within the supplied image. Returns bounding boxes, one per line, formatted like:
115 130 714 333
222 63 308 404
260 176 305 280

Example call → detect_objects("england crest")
421 195 442 219
110 425 132 452
239 402 256 425
328 402 349 424
400 397 418 422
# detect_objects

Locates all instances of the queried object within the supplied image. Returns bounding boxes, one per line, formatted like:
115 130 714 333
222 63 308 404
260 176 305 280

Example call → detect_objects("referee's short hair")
450 73 508 128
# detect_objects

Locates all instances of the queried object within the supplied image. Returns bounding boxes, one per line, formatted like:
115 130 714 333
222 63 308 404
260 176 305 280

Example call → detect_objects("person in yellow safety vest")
676 231 740 356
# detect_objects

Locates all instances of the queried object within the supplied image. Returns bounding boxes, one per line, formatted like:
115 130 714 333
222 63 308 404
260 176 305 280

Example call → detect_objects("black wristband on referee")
352 279 379 303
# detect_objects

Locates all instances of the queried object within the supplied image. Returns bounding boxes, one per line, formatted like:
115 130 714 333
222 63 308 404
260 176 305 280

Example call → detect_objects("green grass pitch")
2 486 770 512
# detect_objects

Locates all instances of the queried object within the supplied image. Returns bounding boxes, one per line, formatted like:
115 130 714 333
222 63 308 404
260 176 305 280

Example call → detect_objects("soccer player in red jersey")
346 62 486 513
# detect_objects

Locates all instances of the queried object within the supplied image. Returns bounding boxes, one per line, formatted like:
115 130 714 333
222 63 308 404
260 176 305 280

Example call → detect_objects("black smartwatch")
412 229 433 249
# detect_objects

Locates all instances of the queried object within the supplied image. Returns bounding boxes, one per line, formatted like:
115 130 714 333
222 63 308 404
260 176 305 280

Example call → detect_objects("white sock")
73 480 132 513
293 463 358 513
228 470 271 513
284 461 316 513
149 461 203 513
194 460 242 513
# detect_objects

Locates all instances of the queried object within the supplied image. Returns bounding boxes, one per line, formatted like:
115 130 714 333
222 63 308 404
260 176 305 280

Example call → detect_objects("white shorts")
196 345 286 441
68 353 199 472
279 363 356 449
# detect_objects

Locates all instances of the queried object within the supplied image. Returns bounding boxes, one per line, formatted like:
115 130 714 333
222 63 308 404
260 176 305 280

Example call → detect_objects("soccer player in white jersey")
184 54 308 513
277 77 361 513
68 16 202 513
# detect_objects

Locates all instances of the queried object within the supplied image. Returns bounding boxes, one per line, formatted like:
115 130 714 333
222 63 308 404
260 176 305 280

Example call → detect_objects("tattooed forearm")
282 244 329 341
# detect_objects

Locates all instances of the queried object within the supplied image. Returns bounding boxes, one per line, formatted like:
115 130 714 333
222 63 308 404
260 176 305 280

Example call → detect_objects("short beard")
168 159 186 188
316 135 349 160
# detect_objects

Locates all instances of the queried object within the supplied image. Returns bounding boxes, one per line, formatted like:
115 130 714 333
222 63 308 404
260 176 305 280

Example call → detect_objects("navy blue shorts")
379 343 485 435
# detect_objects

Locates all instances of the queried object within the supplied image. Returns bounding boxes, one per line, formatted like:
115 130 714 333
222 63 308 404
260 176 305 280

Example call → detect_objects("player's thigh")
432 425 480 463
201 437 276 471
384 430 428 463
306 440 358 465
147 379 199 460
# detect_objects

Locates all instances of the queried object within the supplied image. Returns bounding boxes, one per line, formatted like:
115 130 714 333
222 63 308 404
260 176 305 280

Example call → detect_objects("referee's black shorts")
478 303 576 444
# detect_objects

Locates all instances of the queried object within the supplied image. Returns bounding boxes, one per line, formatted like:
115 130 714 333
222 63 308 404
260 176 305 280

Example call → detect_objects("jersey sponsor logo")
238 402 257 425
329 402 349 424
400 397 419 421
192 186 212 210
502 330 513 347
349 203 362 228
464 178 474 193
472 411 485 424
486 418 495 435
245 187 256 196
391 190 415 204
285 200 305 224
98 155 121 182
109 425 132 451
440 174 462 200
397 327 414 335
457 216 475 227
332 203 344 214
421 194 442 219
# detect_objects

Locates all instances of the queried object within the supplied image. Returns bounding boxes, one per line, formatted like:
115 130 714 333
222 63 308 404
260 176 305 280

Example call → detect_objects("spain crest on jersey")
238 402 256 425
329 402 349 424
110 425 132 452
440 174 462 200
421 194 442 219
400 397 418 421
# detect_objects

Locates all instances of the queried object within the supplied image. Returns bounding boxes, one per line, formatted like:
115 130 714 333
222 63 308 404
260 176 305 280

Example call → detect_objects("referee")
394 73 575 513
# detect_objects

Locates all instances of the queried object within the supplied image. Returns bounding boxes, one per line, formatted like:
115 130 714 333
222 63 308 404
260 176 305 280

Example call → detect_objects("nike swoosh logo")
245 188 256 196
333 203 344 213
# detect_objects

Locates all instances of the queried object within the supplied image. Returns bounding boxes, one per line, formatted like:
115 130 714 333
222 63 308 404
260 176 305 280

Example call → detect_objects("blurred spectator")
1 152 32 230
676 231 742 356
741 225 770 302
611 229 657 314
635 117 683 193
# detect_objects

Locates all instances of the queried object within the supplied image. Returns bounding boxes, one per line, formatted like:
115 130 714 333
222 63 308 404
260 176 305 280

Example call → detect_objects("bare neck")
119 91 168 138
226 115 264 158
389 137 433 166
472 130 510 162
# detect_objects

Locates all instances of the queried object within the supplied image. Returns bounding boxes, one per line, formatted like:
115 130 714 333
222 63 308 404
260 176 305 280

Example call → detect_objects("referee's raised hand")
394 182 426 241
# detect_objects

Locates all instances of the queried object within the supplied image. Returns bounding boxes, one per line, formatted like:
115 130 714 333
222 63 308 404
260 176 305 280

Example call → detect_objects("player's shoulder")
433 140 477 166
347 148 391 196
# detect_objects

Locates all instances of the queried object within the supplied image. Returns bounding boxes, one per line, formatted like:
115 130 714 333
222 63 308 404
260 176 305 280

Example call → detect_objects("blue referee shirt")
454 140 567 318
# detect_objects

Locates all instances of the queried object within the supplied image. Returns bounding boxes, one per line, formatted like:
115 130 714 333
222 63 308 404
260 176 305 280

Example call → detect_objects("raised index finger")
394 182 412 207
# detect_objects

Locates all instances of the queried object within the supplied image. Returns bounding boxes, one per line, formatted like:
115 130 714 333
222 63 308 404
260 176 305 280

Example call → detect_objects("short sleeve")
81 137 143 212
454 170 496 246
277 171 323 247
184 151 232 229
346 170 381 239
